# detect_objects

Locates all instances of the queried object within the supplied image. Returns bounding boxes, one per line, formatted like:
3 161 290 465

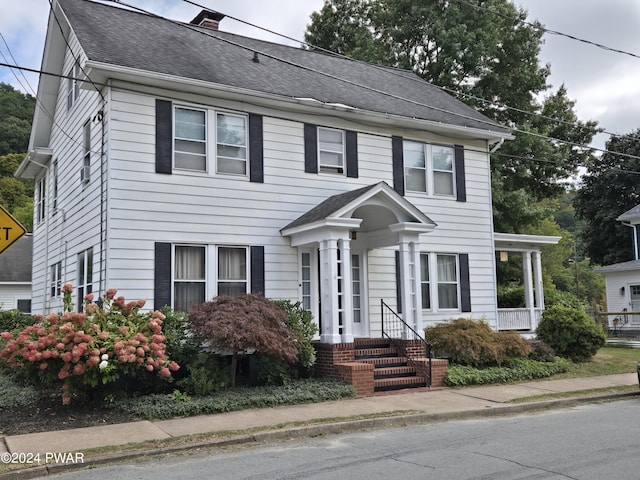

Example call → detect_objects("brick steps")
354 339 427 393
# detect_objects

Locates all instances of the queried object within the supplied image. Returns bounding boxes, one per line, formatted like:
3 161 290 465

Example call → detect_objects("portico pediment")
281 182 436 247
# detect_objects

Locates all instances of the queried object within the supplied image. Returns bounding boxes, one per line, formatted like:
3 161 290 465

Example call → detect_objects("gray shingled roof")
58 0 510 136
282 184 380 231
595 259 640 273
0 235 32 283
617 204 640 222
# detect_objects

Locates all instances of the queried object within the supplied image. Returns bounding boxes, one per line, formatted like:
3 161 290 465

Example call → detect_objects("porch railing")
497 308 542 331
381 300 433 388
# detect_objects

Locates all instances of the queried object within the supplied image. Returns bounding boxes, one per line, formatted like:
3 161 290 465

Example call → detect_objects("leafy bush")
177 353 231 395
112 378 356 420
536 305 606 362
273 300 317 370
425 318 530 367
0 309 34 333
496 285 525 308
444 357 571 387
0 373 41 408
526 339 555 362
0 285 179 404
188 294 300 387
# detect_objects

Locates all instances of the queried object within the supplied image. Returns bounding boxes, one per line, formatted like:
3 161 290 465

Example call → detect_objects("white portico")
281 182 436 344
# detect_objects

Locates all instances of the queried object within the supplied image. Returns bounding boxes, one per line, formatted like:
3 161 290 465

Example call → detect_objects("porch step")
374 376 427 391
353 338 427 393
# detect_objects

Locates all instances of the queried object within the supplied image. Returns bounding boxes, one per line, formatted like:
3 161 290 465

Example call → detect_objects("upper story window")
66 63 80 110
52 160 59 213
318 127 345 174
81 121 91 184
36 177 46 224
404 141 455 196
50 261 62 299
174 107 207 171
216 113 247 175
172 105 249 175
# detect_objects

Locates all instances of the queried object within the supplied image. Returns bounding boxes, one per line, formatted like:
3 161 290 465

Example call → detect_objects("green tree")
305 0 598 233
574 131 640 266
0 83 35 156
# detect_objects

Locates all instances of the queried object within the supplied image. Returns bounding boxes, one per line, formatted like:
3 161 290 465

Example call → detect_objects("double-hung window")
82 121 91 183
66 63 80 110
217 246 248 296
318 127 345 174
174 245 206 312
420 253 459 310
172 245 249 311
50 262 62 299
404 141 455 196
36 177 46 224
77 248 93 311
174 107 207 171
216 113 248 175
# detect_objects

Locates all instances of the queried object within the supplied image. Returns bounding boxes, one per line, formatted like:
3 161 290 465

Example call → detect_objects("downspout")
490 138 505 154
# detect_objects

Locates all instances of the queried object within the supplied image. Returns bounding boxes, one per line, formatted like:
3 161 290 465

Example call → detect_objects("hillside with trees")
0 83 35 231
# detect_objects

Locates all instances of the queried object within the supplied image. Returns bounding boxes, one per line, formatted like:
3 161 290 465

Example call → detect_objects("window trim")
82 120 91 184
404 140 456 197
173 105 208 173
66 63 80 110
215 111 249 176
172 244 207 312
36 176 46 225
77 248 93 311
216 245 249 297
420 252 461 312
317 126 345 175
50 261 62 299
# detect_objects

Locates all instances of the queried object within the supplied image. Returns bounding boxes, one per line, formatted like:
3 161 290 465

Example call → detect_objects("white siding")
0 285 32 312
102 87 497 329
604 270 640 327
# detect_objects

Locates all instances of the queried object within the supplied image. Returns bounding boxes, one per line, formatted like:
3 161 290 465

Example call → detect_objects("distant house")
17 0 559 392
0 234 32 313
595 204 640 332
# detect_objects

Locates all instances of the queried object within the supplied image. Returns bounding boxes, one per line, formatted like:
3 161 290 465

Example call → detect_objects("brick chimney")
190 10 225 31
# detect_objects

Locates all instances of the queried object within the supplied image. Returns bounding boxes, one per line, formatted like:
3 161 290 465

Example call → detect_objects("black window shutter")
155 99 173 174
250 245 265 294
249 114 264 183
459 253 471 312
304 124 318 173
345 130 358 178
454 144 466 202
395 250 402 314
154 242 172 310
392 136 404 195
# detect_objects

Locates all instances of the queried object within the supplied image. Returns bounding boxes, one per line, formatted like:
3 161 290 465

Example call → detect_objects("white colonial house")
595 204 640 332
17 0 559 392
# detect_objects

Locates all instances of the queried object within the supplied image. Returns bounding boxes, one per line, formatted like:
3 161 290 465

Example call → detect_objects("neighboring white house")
0 234 32 313
595 204 640 331
17 0 558 354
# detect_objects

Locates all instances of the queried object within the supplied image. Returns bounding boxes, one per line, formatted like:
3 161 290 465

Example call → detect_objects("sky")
2 0 640 154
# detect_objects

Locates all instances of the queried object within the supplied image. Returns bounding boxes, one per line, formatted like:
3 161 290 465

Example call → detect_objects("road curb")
2 390 638 479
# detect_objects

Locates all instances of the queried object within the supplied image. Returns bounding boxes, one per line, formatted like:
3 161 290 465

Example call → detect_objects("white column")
410 241 423 334
340 238 354 343
319 239 341 343
398 241 413 338
532 250 544 331
522 251 535 329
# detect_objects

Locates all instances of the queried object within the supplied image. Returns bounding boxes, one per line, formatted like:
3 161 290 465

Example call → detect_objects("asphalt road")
49 398 640 480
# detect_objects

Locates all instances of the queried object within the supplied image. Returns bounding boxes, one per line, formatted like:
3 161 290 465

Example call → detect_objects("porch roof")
494 232 561 251
281 181 436 235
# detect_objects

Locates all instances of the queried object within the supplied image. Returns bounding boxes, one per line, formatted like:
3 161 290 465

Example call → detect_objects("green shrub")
0 373 41 408
444 358 571 387
0 309 35 333
526 339 555 362
177 353 231 395
496 285 525 308
273 300 317 370
536 305 606 362
425 318 530 367
112 378 356 420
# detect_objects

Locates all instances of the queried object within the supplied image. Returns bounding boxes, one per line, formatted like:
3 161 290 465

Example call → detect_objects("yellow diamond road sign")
0 205 27 256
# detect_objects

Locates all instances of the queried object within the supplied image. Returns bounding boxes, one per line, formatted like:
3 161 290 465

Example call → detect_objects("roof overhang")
15 148 54 179
594 259 640 274
494 232 562 252
85 61 512 143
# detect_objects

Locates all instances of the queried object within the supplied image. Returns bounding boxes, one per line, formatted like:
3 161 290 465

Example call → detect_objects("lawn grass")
546 346 639 379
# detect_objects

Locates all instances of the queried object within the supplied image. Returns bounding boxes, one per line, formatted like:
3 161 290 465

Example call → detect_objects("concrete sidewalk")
1 373 638 477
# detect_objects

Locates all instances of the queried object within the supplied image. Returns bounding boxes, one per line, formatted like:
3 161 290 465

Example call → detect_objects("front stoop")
314 338 448 396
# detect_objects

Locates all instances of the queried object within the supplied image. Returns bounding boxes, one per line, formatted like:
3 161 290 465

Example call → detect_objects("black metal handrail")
381 299 433 388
